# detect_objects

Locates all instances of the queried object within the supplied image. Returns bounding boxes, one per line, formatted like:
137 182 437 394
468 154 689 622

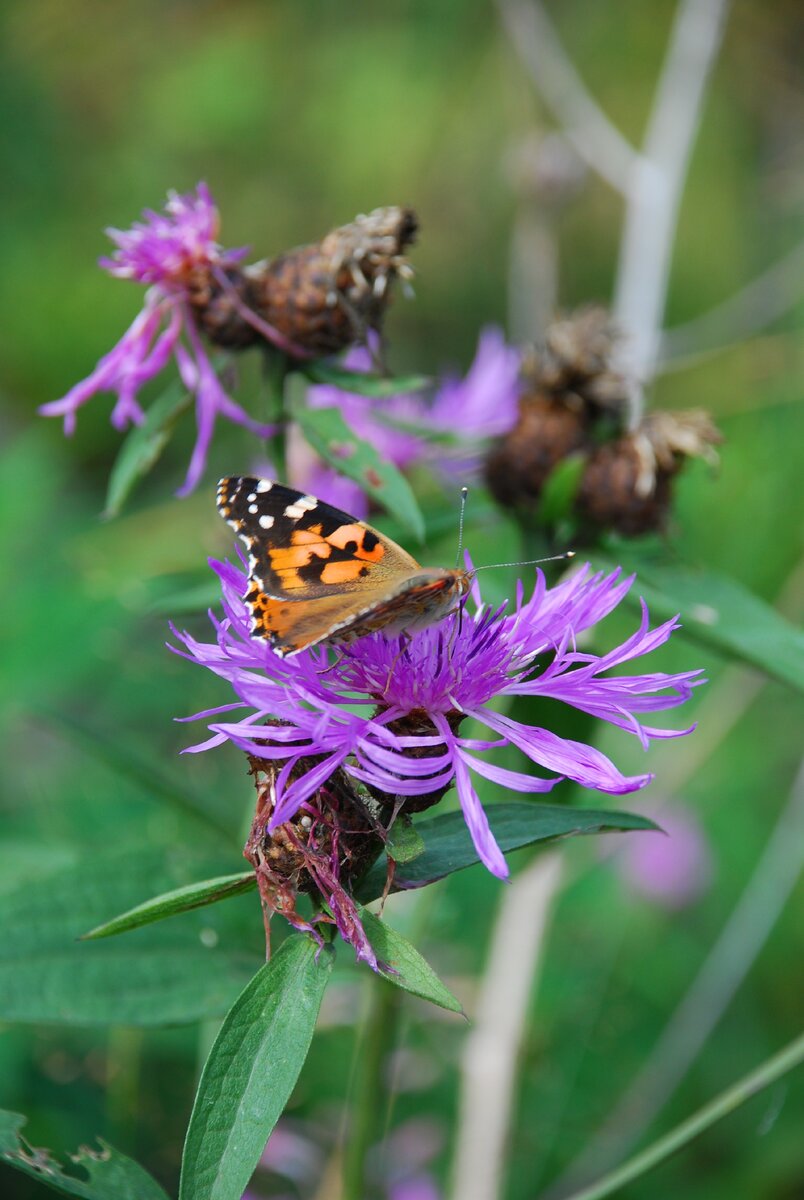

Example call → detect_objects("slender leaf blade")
104 380 192 517
179 936 334 1200
360 908 462 1013
82 872 256 940
0 1109 170 1200
302 361 431 398
356 803 658 901
294 404 425 541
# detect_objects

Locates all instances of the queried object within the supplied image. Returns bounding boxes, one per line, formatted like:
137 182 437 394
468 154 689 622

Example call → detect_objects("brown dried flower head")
245 751 384 940
486 306 627 510
187 205 417 359
576 409 723 536
246 205 418 358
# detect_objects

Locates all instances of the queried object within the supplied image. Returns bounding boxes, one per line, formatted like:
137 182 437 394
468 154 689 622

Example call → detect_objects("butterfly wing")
217 476 419 600
250 572 467 656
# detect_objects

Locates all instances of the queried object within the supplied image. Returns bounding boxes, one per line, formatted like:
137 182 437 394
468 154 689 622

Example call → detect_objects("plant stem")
612 0 730 416
262 350 290 482
557 1030 804 1200
341 976 401 1200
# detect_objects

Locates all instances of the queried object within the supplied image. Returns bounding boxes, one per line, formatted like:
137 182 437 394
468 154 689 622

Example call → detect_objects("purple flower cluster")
172 559 703 880
39 184 275 495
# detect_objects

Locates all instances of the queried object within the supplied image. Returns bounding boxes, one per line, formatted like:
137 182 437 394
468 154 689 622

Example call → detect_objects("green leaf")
0 849 259 1026
610 558 804 695
302 361 431 398
0 1108 169 1200
294 403 425 541
536 453 585 527
104 380 193 518
81 872 256 940
385 816 425 865
179 936 334 1200
360 908 462 1013
45 709 232 841
356 803 658 901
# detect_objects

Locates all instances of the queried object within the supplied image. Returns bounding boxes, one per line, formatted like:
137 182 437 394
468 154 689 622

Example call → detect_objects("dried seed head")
486 307 631 515
245 206 418 358
576 409 723 536
524 306 629 415
485 392 588 509
186 265 260 349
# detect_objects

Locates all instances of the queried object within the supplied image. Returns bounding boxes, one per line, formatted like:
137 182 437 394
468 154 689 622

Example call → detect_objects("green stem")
262 350 290 483
559 1031 804 1200
342 976 401 1200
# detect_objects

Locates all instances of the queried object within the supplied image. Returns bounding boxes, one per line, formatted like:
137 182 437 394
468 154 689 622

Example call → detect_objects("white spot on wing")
256 480 272 493
259 514 274 530
248 504 258 514
284 504 304 519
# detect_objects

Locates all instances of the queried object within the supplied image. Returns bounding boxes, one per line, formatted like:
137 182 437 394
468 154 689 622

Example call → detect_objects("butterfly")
217 477 470 657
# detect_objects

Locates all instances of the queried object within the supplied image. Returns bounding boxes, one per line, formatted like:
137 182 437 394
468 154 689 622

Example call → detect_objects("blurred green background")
1 2 802 1198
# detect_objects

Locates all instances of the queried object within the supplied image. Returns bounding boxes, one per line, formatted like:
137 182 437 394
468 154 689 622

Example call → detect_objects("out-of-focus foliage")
1 2 802 1198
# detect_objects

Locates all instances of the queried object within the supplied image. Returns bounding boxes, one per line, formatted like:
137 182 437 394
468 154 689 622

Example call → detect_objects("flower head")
172 559 703 882
39 184 273 496
614 802 713 909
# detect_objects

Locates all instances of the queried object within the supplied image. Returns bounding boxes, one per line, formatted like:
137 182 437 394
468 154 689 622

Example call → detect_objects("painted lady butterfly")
217 477 470 657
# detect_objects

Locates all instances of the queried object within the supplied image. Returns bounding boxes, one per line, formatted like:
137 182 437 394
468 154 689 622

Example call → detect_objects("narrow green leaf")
81 872 256 940
609 557 804 695
180 936 334 1200
0 849 259 1026
104 380 192 517
0 1108 170 1200
536 453 585 526
356 803 658 901
302 361 431 398
360 908 462 1013
562 1030 804 1200
294 404 425 541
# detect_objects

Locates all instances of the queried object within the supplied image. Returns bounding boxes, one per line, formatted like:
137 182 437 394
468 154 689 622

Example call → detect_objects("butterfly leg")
315 646 347 676
383 632 412 696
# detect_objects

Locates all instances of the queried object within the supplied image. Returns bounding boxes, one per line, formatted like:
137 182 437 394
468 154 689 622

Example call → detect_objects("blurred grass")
0 1 802 1198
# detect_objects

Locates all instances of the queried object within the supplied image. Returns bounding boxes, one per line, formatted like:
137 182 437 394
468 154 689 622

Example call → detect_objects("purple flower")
615 803 713 909
427 326 521 440
306 345 427 470
305 328 521 478
39 184 275 496
172 561 703 882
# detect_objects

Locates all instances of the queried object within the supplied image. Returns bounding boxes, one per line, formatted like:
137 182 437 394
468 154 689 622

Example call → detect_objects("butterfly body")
217 477 469 656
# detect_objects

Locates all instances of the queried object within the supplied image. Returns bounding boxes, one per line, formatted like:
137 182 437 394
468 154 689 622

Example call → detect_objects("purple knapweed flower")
614 802 713 909
39 183 276 496
305 327 521 478
172 559 703 881
306 345 427 470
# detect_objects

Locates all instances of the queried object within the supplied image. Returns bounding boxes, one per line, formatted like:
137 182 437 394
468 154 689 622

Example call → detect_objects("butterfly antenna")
472 550 576 573
455 487 469 568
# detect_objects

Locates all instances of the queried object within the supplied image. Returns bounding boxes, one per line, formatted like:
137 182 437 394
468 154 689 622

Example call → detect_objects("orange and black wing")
217 476 419 600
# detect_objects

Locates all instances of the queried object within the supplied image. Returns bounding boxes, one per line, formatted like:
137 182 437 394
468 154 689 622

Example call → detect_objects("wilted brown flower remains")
191 206 418 359
486 306 722 537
